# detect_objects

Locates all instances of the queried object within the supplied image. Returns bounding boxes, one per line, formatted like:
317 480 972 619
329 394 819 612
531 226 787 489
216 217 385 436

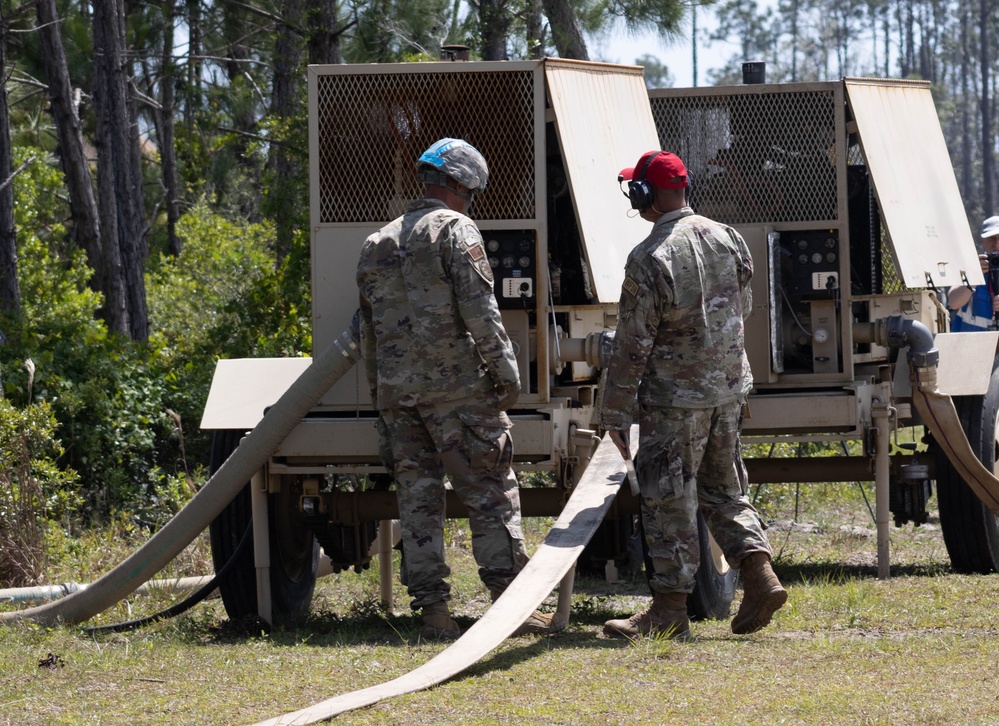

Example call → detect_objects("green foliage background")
0 145 310 533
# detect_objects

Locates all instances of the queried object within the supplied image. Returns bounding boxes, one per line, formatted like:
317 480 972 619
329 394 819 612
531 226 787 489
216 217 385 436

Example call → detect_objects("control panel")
783 230 840 300
485 230 536 309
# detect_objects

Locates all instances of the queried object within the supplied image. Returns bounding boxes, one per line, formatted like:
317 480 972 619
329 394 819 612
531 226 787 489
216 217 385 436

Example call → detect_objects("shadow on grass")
203 605 420 647
200 589 659 651
774 559 952 585
198 557 956 648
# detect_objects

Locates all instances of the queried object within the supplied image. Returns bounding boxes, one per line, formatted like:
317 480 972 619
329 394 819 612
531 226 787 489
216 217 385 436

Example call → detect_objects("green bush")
146 199 312 471
0 397 79 585
1 147 181 523
2 150 312 528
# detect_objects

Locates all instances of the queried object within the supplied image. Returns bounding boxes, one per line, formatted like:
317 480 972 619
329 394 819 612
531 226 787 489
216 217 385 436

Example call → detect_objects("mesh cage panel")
315 69 536 223
880 225 907 293
847 141 907 293
649 89 838 225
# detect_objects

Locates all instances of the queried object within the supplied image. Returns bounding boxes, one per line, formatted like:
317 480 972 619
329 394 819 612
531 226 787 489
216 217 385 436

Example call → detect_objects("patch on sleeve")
467 242 486 261
472 255 494 284
461 242 493 284
454 223 493 284
622 276 640 297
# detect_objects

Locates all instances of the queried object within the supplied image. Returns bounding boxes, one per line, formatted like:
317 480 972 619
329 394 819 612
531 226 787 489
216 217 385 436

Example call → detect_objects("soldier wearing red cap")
598 150 786 640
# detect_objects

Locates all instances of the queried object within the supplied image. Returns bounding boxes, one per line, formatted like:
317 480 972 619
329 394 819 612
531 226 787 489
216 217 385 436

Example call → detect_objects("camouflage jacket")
356 198 519 409
598 207 753 430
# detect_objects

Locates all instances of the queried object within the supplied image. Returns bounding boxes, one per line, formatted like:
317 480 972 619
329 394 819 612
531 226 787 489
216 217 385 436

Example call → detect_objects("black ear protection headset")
626 151 662 211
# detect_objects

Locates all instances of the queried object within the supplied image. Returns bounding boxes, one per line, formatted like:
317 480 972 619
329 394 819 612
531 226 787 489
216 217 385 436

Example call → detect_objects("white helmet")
981 215 999 239
416 138 488 196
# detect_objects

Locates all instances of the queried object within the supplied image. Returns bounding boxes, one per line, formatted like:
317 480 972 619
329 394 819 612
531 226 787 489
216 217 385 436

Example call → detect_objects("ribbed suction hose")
882 315 999 515
1 314 363 626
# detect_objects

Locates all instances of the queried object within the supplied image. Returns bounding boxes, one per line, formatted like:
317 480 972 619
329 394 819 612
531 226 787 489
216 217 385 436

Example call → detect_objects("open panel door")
544 60 663 303
845 78 982 290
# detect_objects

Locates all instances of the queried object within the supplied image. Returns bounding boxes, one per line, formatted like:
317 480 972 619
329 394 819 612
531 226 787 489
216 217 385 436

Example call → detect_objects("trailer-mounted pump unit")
200 61 999 624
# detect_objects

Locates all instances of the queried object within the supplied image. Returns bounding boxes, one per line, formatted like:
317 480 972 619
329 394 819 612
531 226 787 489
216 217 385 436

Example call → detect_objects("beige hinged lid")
845 78 983 289
544 59 664 303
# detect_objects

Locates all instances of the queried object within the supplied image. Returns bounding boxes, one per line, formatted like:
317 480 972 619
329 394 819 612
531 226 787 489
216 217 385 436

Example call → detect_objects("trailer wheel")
208 430 319 620
639 511 736 621
687 515 736 620
933 364 999 574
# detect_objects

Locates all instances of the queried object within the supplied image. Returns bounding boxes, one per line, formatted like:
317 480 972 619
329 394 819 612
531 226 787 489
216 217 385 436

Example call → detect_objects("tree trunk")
0 13 20 318
222 1 259 187
691 4 698 87
868 0 877 76
983 0 994 215
306 0 341 64
903 0 915 78
960 1 973 216
883 8 890 76
270 0 304 261
525 0 543 60
185 0 203 133
161 0 181 256
542 0 588 60
479 0 508 60
917 3 932 83
93 0 149 341
37 0 104 301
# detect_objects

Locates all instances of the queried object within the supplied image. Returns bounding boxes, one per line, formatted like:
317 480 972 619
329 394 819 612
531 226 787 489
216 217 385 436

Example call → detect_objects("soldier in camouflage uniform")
356 138 559 641
598 150 786 640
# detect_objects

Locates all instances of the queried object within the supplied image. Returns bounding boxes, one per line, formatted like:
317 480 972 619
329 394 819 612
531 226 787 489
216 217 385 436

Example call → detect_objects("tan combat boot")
602 592 691 640
731 552 787 634
490 590 565 637
421 600 460 641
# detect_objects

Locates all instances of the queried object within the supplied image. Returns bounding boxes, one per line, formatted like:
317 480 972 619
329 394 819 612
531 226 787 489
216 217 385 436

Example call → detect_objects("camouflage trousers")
381 399 529 611
636 401 771 594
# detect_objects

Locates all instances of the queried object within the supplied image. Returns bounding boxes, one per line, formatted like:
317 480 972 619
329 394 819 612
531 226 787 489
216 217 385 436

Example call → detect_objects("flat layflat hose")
251 430 627 726
912 371 999 515
0 319 362 626
884 314 999 516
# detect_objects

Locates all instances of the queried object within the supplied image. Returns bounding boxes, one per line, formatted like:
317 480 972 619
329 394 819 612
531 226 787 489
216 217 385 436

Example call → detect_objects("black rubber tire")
934 365 999 574
638 510 735 621
687 513 736 620
208 430 319 619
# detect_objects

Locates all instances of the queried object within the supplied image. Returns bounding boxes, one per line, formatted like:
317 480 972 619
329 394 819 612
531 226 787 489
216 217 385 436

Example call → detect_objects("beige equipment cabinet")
649 77 999 578
201 59 735 623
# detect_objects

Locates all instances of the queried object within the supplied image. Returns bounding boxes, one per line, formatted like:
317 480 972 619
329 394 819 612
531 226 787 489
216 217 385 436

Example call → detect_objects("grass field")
2 481 998 725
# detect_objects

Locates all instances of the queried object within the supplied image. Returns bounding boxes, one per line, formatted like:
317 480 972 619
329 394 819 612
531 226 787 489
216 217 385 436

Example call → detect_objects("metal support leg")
554 563 575 628
251 469 273 623
872 403 892 579
378 519 394 610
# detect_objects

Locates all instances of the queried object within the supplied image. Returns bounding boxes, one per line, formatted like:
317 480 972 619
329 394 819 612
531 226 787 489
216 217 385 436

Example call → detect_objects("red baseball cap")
618 150 688 190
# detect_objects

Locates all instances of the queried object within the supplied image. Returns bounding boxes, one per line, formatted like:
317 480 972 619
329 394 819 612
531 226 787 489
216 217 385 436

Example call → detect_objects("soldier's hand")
992 295 999 313
491 381 520 411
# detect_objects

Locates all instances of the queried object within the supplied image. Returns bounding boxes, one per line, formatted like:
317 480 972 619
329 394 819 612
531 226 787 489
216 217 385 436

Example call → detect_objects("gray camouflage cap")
417 138 488 193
